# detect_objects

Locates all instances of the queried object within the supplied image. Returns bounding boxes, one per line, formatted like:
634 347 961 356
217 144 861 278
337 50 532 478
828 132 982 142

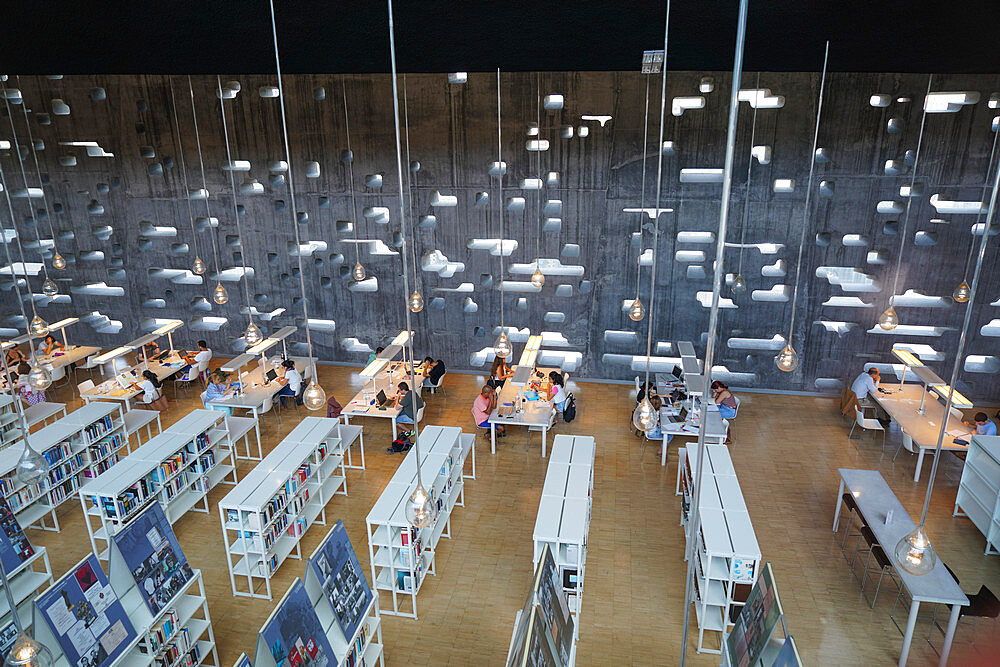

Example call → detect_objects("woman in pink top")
472 385 505 436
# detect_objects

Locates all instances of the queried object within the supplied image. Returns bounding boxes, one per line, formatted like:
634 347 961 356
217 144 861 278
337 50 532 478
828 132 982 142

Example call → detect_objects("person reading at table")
275 359 302 401
488 356 514 389
422 357 446 388
711 380 738 419
548 371 567 415
851 367 880 402
205 371 227 402
472 385 505 436
137 370 165 408
394 382 423 427
964 412 998 437
38 334 65 356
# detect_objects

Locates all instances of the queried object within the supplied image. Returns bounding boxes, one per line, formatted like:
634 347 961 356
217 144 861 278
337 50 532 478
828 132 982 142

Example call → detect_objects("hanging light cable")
217 76 262 345
167 78 206 276
188 76 227 304
269 0 326 411
402 75 424 313
341 78 367 283
492 68 512 360
775 44 830 372
954 125 999 303
679 4 747 665
530 73 546 290
1 81 57 299
897 110 1000 577
16 76 64 281
879 74 934 331
732 71 762 297
386 0 435 527
631 4 673 434
629 69 654 322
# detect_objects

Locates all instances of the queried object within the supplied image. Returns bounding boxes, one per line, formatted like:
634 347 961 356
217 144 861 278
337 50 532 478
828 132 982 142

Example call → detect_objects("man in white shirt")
851 367 880 403
183 340 213 382
276 359 303 405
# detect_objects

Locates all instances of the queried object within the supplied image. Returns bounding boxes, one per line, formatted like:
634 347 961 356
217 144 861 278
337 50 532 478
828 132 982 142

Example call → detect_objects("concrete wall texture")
1 72 999 397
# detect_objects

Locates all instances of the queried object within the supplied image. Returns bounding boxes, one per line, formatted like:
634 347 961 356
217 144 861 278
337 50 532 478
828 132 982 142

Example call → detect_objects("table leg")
939 603 961 667
542 427 547 458
898 599 920 666
833 479 845 532
391 417 397 440
491 423 496 455
253 407 262 459
661 438 667 467
914 449 925 482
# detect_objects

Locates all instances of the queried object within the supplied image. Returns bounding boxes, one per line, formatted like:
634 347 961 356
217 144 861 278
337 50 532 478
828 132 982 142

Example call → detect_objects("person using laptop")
183 340 213 381
487 356 514 389
964 412 998 437
472 385 505 436
142 340 160 360
394 381 423 427
203 371 233 416
548 371 567 415
276 359 302 401
4 345 26 370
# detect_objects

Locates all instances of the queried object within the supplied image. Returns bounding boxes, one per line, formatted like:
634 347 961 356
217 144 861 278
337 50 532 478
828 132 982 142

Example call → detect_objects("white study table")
35 344 101 371
871 384 973 481
341 361 425 439
488 366 558 457
79 351 188 409
658 401 728 466
832 469 968 667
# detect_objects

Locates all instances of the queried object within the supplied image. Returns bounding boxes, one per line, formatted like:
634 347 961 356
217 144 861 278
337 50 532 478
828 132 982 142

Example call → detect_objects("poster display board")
110 501 193 615
232 652 253 667
507 545 574 667
33 553 137 667
256 578 338 667
0 495 35 572
771 635 802 667
725 562 784 667
307 519 373 643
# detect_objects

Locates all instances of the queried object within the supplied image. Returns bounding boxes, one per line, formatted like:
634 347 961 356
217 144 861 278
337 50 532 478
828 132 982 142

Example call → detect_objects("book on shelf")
146 609 179 653
89 433 124 462
83 415 116 444
42 442 71 467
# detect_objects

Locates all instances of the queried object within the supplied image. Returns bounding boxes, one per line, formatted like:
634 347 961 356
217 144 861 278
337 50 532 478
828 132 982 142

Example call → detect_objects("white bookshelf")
365 425 473 619
0 546 52 638
78 409 238 559
954 434 1000 555
0 401 126 532
219 417 348 600
533 435 594 632
678 442 762 654
0 395 21 449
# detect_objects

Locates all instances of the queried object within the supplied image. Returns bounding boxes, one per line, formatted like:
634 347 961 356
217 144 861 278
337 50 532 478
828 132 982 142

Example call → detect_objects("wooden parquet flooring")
26 363 1000 666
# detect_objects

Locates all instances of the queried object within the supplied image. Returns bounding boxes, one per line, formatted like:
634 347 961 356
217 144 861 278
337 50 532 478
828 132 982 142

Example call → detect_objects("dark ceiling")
5 0 1000 75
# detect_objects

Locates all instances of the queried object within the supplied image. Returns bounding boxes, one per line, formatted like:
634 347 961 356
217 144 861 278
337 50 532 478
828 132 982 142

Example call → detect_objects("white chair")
77 354 102 376
172 365 200 397
893 428 917 461
731 395 741 418
415 404 425 423
426 372 446 395
77 379 95 395
196 360 209 383
47 364 67 387
850 405 886 451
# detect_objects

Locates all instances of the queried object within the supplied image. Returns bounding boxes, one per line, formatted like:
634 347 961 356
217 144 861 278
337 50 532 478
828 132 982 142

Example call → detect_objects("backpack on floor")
562 393 576 423
390 435 412 453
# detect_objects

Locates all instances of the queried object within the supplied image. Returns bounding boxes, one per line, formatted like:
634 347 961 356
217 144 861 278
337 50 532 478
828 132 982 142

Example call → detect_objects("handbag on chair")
149 389 170 412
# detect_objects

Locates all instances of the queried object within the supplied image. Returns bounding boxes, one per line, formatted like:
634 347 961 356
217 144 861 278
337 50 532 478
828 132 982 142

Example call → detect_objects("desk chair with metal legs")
836 492 866 555
918 563 1000 653
849 405 886 451
854 526 901 608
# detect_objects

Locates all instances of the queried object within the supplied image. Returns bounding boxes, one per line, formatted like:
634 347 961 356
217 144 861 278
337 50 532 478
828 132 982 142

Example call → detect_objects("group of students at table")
850 367 998 437
635 379 738 447
3 336 75 404
470 357 568 437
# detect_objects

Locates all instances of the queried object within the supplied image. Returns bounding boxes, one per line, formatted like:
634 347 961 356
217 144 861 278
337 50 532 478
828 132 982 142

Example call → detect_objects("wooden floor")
28 363 1000 666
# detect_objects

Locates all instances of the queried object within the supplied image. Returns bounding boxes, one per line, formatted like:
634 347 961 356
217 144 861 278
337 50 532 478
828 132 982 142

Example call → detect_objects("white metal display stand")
0 547 51 637
219 417 348 600
954 434 1000 555
79 409 237 559
365 425 472 619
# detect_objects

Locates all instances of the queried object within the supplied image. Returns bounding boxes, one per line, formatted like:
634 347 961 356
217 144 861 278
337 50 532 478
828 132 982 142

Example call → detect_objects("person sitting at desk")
4 345 26 370
367 346 384 366
851 367 880 402
488 356 514 389
422 357 446 388
394 382 424 428
15 371 46 406
205 371 227 402
548 371 567 415
183 340 212 381
472 385 505 436
137 370 166 410
636 381 655 404
711 380 738 419
275 359 303 402
964 412 998 437
142 340 160 359
38 335 65 356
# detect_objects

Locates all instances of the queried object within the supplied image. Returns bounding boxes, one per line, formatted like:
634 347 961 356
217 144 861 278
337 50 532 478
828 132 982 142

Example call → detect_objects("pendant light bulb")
52 253 66 270
28 316 49 338
494 331 512 359
41 279 58 297
408 290 424 313
15 442 48 487
302 381 327 411
952 280 971 304
404 482 436 528
731 275 747 296
894 524 936 575
774 344 799 373
5 631 53 667
632 397 657 432
352 262 367 281
627 298 646 322
878 306 899 331
27 363 52 391
530 266 545 289
243 321 263 346
192 256 207 275
213 283 229 305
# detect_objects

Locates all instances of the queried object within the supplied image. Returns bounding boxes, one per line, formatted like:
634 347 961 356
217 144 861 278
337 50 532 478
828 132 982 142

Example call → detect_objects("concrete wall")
2 72 999 397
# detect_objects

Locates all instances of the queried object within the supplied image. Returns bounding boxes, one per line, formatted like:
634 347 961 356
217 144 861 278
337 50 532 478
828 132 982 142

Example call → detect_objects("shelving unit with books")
219 417 348 600
365 425 473 619
954 434 1000 555
677 441 762 654
0 493 52 638
79 409 237 559
532 434 594 633
0 401 126 532
0 395 21 450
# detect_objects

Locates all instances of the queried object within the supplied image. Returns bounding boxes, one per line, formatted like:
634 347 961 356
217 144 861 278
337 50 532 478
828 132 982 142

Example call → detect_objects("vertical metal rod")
679 0 747 662
633 75 652 306
188 76 224 278
167 78 202 263
496 68 505 336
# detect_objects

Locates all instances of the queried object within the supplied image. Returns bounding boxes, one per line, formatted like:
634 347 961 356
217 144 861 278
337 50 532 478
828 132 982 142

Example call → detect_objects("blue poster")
111 501 193 615
308 520 373 642
771 636 802 667
259 579 337 667
232 652 253 667
0 494 34 573
35 553 137 667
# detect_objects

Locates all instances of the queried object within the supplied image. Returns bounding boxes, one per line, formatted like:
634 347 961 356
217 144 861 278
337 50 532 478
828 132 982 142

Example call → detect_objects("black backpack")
562 393 576 422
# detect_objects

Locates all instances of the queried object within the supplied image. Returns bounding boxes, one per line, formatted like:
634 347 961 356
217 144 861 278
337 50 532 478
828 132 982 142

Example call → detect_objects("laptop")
264 369 278 384
376 389 393 407
672 365 682 379
154 350 171 361
665 406 689 424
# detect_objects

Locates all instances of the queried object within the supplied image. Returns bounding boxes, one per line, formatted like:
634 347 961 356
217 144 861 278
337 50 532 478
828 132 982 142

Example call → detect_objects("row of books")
188 451 216 475
152 452 191 485
83 415 116 444
49 476 80 504
344 620 372 667
262 514 290 551
146 609 180 653
42 442 72 466
0 474 19 496
259 489 289 529
104 475 156 519
84 453 119 479
190 477 210 494
48 453 84 483
288 488 310 516
8 481 46 511
88 433 125 463
153 628 198 667
162 476 186 503
287 517 307 539
285 461 312 496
